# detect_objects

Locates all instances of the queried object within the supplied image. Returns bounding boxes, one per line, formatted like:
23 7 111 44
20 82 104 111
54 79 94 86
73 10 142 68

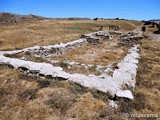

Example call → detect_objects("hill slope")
0 12 48 24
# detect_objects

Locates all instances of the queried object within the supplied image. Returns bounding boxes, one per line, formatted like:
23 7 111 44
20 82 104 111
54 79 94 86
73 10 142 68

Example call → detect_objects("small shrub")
45 90 77 112
25 51 31 56
15 47 23 50
38 80 51 88
18 73 39 82
117 91 147 113
0 101 4 108
0 88 5 97
98 108 126 120
58 61 69 70
88 65 101 76
50 80 66 88
91 89 108 102
69 83 88 94
117 98 132 113
0 88 5 108
4 53 21 58
131 92 147 111
89 65 97 71
33 57 47 62
18 89 37 100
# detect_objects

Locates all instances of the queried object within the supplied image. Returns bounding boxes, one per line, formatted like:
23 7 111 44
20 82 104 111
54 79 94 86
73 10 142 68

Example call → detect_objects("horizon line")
0 11 157 21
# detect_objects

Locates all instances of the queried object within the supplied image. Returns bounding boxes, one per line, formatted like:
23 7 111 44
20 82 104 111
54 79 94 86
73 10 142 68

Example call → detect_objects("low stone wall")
120 31 143 45
0 44 140 100
1 39 87 58
0 31 142 101
81 31 110 45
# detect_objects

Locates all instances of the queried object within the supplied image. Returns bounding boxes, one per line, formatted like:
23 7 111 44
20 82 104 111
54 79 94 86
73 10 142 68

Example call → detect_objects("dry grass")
66 92 107 120
132 35 160 119
53 41 129 66
0 65 112 120
0 65 137 120
113 33 160 119
0 19 142 51
46 40 130 75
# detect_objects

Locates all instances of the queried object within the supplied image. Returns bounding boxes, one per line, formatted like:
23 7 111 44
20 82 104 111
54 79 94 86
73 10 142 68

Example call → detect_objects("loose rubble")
81 31 110 45
120 31 143 45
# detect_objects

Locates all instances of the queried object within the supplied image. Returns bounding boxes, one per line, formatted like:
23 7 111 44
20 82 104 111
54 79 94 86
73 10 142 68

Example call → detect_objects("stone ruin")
0 43 140 101
119 31 143 45
0 29 144 103
108 25 120 30
3 30 143 58
18 39 87 58
81 31 110 45
109 31 123 35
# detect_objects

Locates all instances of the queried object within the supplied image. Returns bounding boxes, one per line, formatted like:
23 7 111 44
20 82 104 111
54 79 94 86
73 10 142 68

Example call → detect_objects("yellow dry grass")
133 33 160 117
0 19 142 51
0 65 109 120
66 92 107 120
53 41 129 66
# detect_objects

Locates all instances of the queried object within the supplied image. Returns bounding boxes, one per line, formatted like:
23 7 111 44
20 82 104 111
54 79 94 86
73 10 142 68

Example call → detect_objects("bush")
98 108 126 120
0 88 5 97
58 61 69 70
91 89 109 102
38 80 51 88
117 91 148 113
4 53 21 58
18 73 39 82
131 92 147 111
117 98 132 113
45 90 77 112
0 88 5 108
69 83 88 94
18 89 37 100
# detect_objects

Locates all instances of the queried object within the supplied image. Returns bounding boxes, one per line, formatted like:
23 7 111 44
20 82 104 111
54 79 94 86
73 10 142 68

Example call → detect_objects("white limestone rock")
116 90 134 100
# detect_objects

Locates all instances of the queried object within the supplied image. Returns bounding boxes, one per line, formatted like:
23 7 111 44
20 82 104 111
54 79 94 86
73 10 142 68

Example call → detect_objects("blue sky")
0 0 160 20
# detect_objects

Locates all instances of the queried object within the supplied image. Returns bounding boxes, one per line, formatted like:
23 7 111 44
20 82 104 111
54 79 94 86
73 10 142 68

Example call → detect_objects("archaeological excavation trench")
0 30 143 102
